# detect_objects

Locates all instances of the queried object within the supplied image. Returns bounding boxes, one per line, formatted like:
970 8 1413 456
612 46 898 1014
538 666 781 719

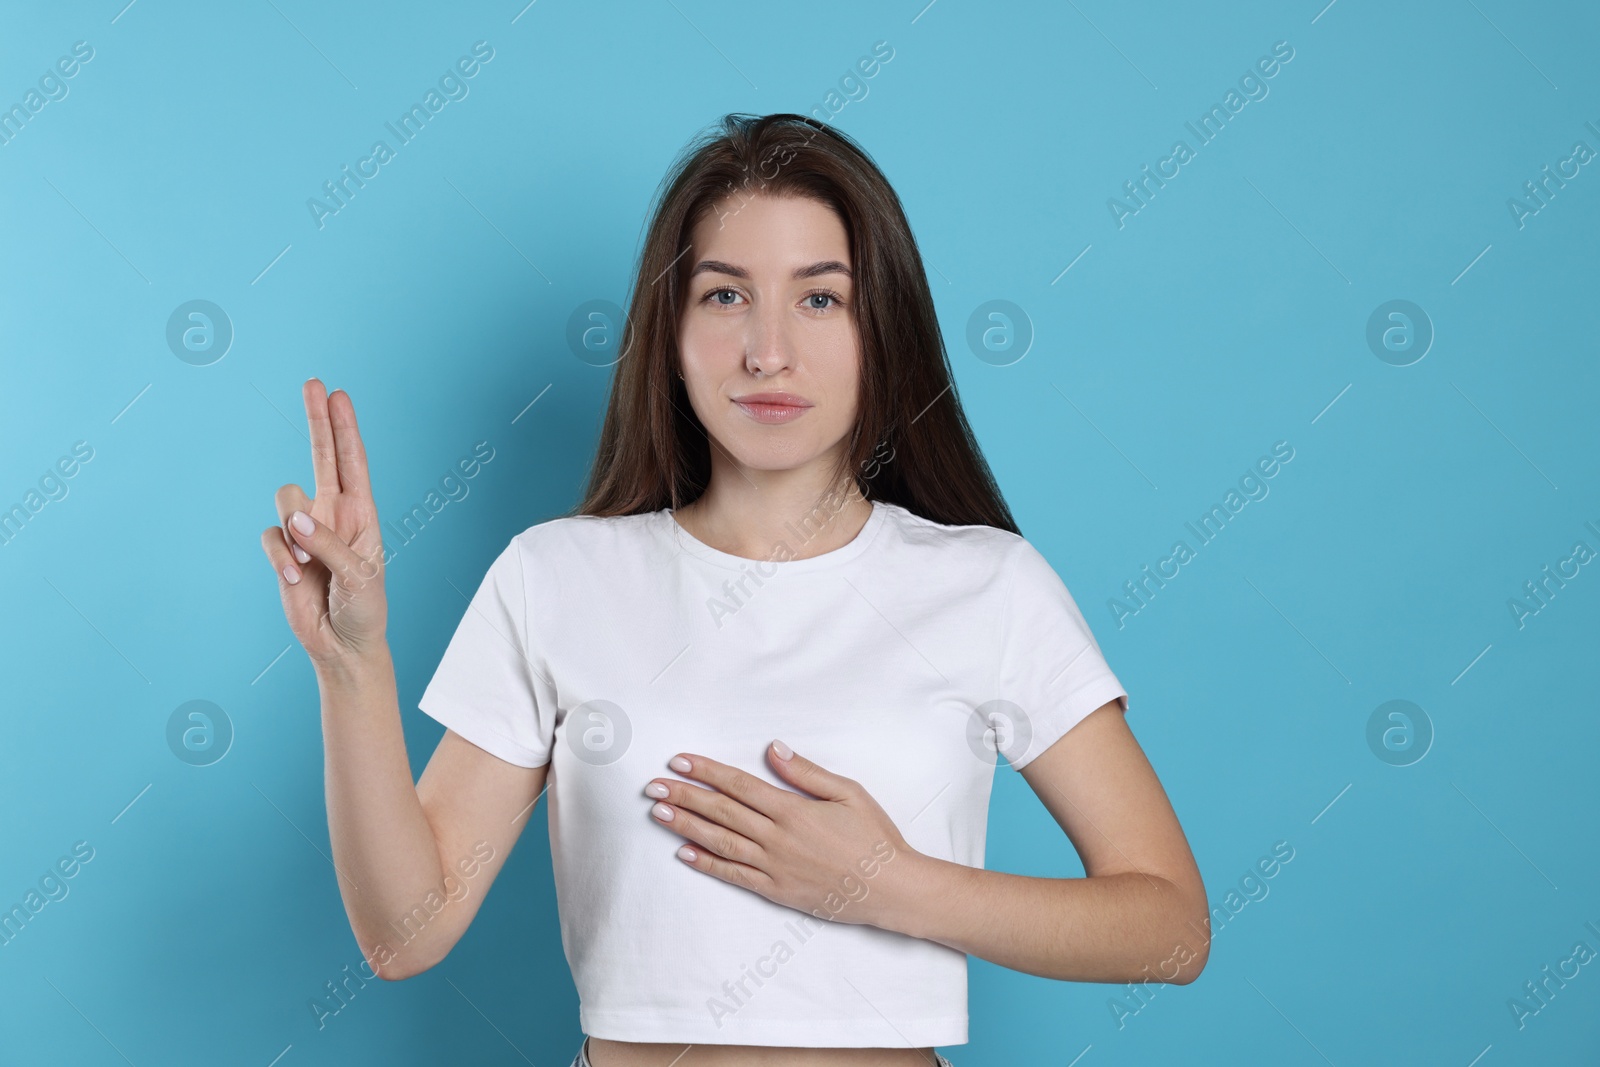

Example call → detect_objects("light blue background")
2 0 1597 1063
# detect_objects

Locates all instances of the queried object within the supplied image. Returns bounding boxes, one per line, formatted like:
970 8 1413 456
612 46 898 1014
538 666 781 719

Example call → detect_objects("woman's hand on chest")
643 741 925 931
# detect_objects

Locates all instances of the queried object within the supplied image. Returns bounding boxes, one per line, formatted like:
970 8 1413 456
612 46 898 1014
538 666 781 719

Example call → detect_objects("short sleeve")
993 539 1128 770
417 535 556 768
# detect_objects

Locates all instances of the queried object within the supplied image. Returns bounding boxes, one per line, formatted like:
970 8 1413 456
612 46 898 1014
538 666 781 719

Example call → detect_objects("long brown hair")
575 112 1019 535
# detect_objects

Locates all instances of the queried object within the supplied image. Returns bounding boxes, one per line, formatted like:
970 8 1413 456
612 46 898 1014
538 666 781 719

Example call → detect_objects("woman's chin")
720 439 829 473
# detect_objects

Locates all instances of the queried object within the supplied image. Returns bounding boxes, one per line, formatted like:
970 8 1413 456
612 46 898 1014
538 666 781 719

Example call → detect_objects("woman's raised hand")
261 378 389 669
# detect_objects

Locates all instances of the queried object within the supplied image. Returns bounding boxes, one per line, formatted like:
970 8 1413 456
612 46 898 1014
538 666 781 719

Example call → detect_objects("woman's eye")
803 290 847 313
702 288 843 311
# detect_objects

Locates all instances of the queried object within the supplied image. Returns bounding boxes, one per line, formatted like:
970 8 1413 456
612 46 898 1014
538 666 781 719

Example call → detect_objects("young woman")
263 113 1208 1067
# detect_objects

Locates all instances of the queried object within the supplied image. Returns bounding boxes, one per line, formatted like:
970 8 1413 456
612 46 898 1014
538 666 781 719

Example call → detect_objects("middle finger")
648 795 763 866
647 778 772 845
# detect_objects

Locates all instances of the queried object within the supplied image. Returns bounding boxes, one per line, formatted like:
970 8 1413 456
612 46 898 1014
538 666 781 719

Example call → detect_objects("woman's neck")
672 481 873 563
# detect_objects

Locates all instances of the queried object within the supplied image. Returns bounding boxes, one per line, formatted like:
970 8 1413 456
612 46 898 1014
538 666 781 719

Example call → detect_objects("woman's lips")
734 399 810 423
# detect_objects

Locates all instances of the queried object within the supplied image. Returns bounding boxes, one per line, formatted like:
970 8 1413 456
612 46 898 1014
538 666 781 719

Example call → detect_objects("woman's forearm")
879 851 1210 984
316 643 452 977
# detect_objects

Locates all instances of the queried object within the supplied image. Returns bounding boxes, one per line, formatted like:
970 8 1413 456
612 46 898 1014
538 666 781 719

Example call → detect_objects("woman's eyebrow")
688 259 853 281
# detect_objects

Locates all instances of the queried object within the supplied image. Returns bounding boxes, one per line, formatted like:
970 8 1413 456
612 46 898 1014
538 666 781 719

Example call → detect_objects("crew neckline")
659 499 890 573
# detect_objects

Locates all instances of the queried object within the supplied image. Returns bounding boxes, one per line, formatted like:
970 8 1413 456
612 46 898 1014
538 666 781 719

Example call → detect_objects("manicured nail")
669 755 692 773
772 739 793 760
677 846 697 862
651 803 674 822
645 783 669 799
292 544 311 564
291 510 314 536
283 563 301 584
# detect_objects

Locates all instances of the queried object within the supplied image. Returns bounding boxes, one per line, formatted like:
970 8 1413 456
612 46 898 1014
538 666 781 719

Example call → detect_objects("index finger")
302 378 341 496
671 753 790 815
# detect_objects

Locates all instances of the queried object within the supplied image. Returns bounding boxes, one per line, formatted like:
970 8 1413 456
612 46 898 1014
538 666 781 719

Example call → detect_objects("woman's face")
677 192 860 482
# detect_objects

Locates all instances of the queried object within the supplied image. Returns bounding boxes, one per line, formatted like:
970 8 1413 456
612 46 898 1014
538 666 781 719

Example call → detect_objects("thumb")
286 508 378 589
768 740 855 801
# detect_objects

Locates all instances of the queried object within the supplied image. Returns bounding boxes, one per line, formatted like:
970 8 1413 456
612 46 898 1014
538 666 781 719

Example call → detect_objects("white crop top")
417 499 1128 1046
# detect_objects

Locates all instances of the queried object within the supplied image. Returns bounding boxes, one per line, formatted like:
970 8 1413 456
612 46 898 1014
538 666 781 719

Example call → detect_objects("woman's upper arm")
1018 700 1203 902
403 728 548 971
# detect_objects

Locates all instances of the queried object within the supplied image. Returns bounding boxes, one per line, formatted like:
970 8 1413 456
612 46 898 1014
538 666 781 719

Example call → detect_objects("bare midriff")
585 1038 941 1067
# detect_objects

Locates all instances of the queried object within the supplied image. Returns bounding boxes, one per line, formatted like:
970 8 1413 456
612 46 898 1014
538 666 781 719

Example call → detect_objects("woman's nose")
744 306 795 376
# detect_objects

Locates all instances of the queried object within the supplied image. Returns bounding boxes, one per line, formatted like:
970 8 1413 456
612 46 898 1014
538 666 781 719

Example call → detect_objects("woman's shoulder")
875 501 1037 587
879 503 1095 604
878 500 1025 558
509 508 662 557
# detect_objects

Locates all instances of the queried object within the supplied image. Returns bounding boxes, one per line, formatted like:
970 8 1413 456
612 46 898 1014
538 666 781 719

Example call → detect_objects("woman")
263 113 1208 1067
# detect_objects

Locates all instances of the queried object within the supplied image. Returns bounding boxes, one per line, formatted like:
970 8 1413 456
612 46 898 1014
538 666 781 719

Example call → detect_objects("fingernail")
292 544 311 564
291 511 314 536
283 563 301 584
772 739 793 760
645 783 669 799
677 846 697 862
669 756 692 774
651 803 674 822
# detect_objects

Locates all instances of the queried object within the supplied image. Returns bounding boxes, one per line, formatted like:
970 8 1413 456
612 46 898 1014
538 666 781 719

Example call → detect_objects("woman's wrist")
312 641 394 692
867 846 961 941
